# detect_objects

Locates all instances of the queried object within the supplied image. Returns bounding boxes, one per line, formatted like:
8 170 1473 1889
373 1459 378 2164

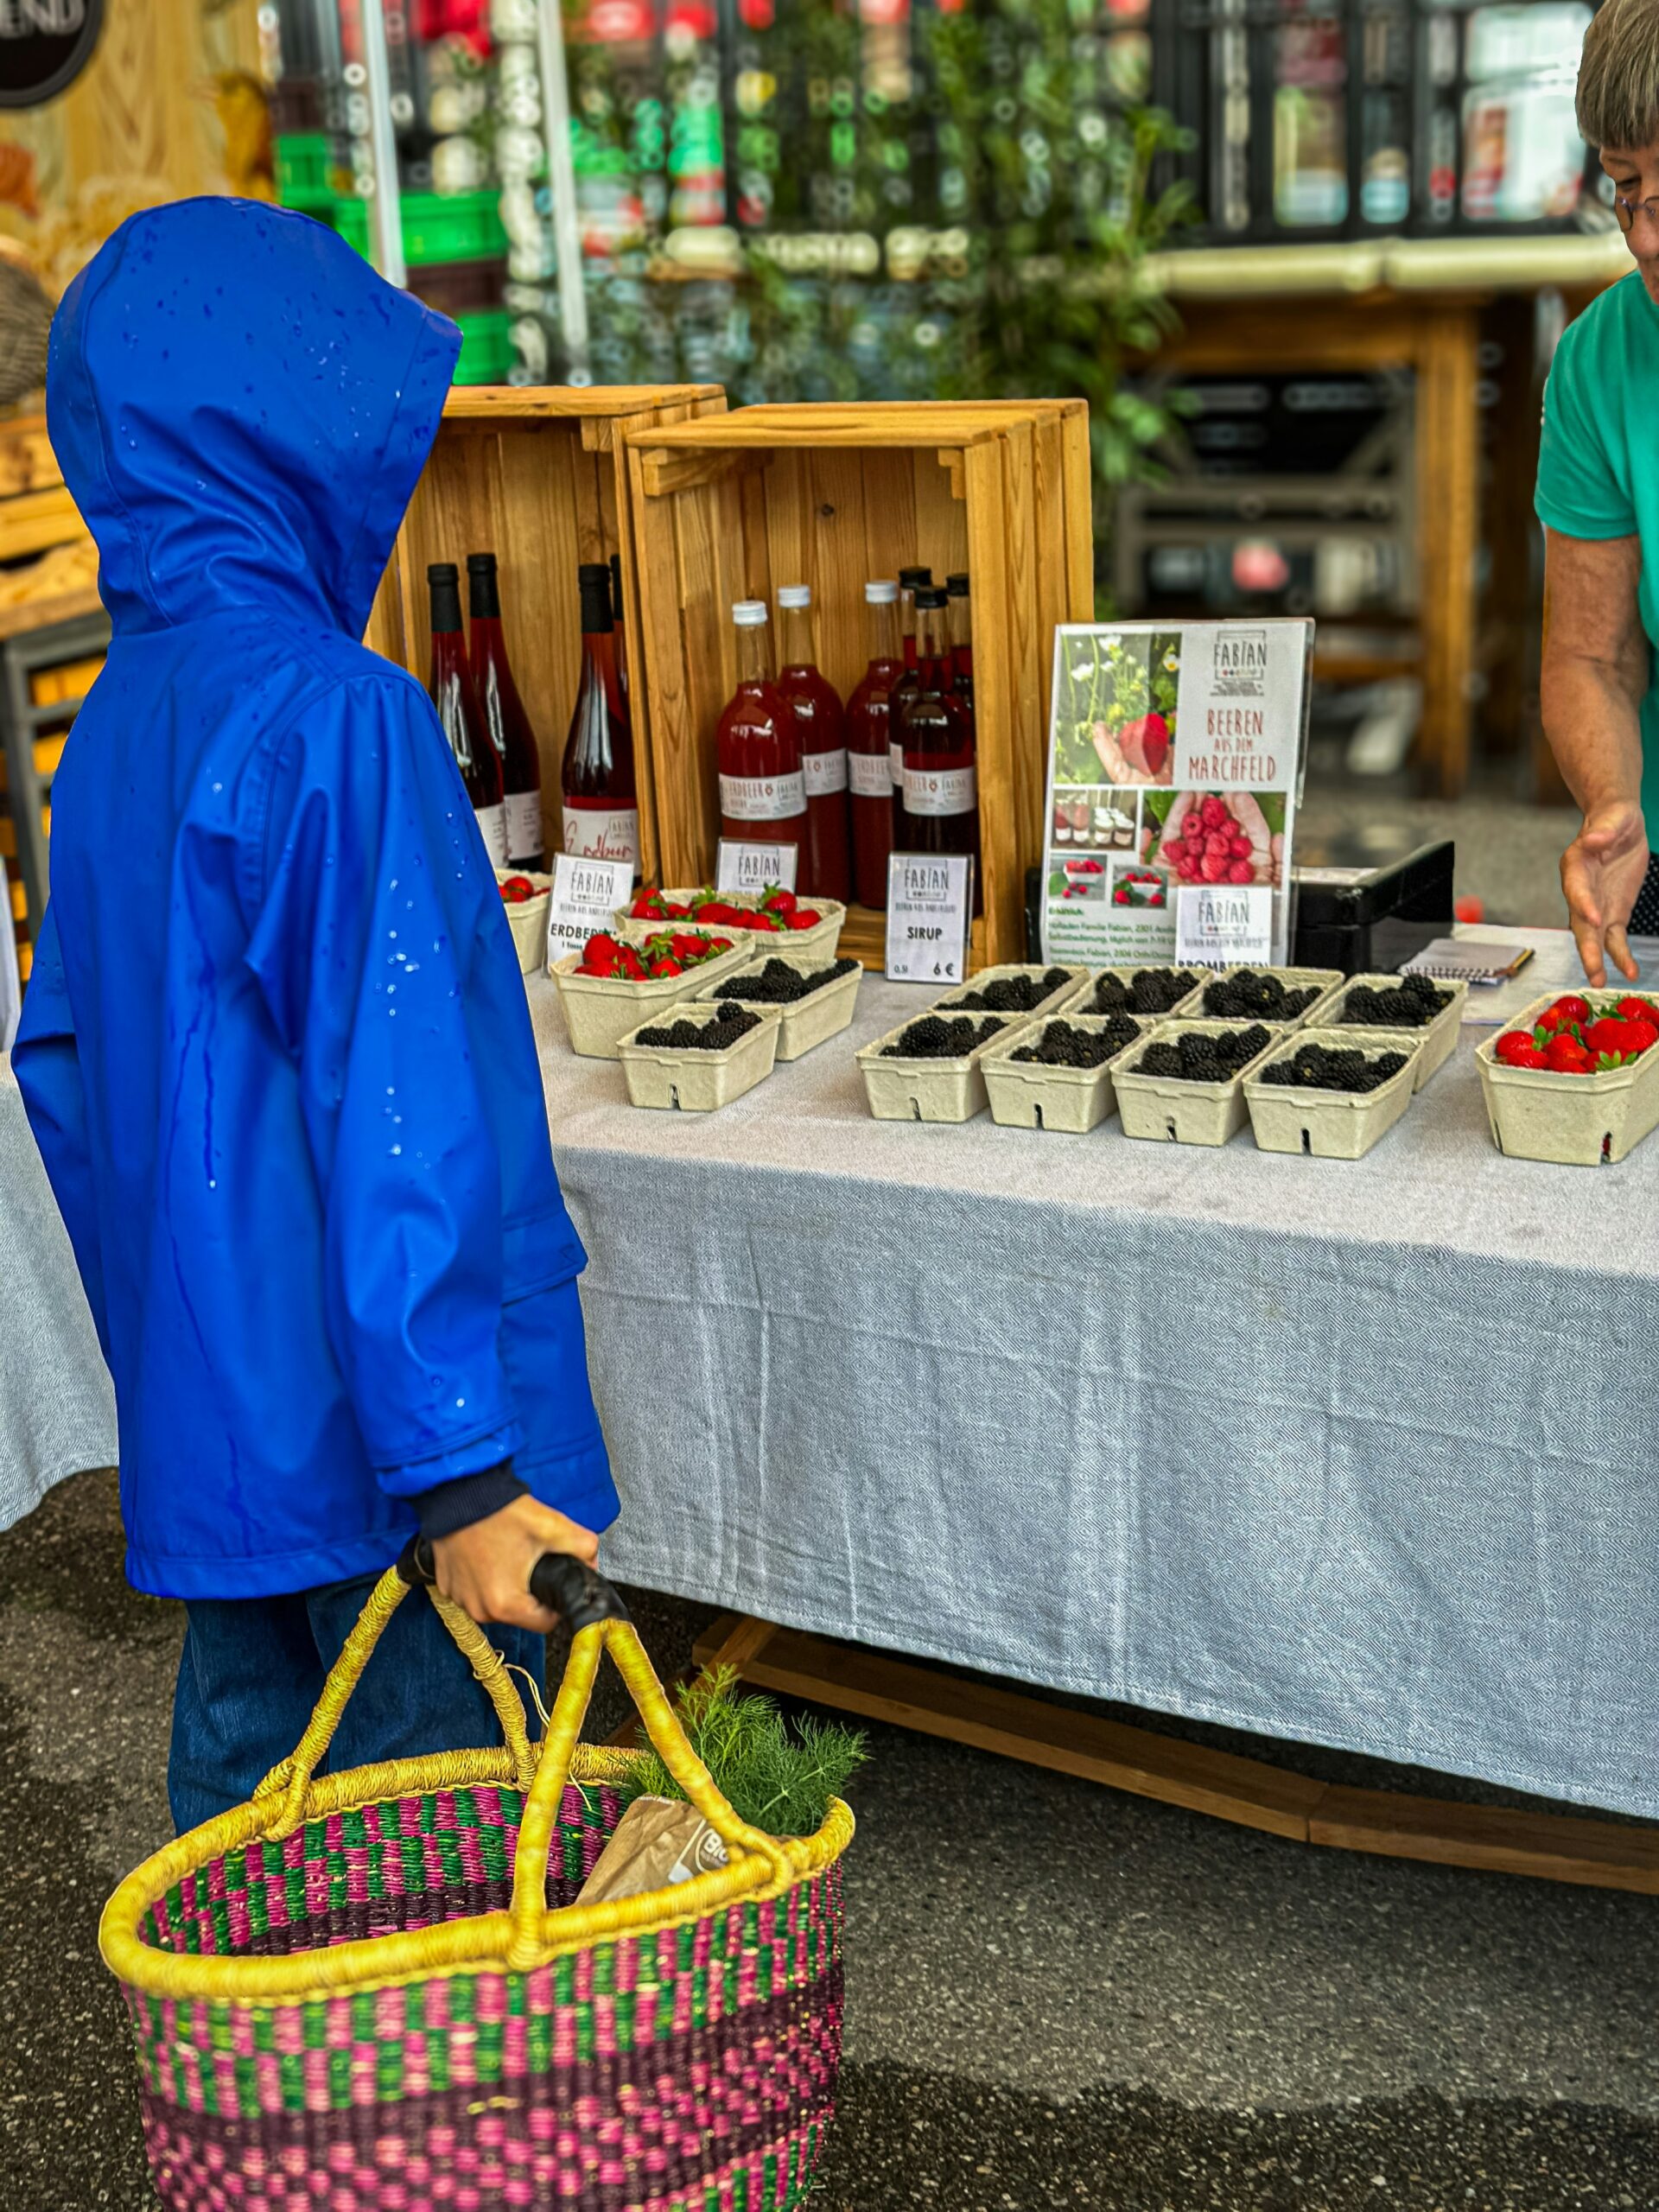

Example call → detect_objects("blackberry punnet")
1201 969 1321 1022
1091 967 1199 1016
1135 1024 1270 1082
950 967 1071 1013
1339 973 1452 1027
881 1014 1006 1058
712 956 859 1005
1259 1042 1410 1094
1011 1015 1140 1069
634 1007 760 1051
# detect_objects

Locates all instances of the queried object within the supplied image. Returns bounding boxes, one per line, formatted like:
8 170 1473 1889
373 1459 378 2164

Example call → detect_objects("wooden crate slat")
962 438 1020 959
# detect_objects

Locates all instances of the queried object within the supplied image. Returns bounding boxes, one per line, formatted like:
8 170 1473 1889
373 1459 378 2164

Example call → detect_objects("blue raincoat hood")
15 200 616 1599
49 196 455 641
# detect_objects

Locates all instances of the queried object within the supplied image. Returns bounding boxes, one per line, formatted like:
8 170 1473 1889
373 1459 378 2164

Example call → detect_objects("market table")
9 938 1659 1868
525 950 1659 1847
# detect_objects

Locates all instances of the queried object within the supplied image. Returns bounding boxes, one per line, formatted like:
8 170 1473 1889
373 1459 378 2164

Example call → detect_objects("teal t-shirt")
1535 270 1659 836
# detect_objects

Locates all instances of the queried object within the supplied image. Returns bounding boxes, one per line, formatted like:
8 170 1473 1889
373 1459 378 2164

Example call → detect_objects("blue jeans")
168 1569 544 1834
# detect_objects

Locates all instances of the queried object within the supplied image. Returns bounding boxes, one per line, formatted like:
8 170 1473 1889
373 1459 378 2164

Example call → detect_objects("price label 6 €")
885 853 974 984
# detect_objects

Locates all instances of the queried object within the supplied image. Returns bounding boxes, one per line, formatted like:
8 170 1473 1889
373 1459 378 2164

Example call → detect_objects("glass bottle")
427 561 506 868
898 584 980 900
845 580 903 909
717 601 805 851
946 570 975 732
560 562 639 874
892 564 932 838
775 583 849 902
467 552 544 872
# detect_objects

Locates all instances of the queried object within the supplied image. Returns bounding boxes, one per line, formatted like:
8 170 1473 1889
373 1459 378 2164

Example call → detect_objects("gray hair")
1578 0 1659 150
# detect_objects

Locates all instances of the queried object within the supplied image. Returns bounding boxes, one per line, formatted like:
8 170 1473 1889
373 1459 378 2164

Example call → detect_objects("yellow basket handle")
503 1558 796 1971
252 1555 537 1835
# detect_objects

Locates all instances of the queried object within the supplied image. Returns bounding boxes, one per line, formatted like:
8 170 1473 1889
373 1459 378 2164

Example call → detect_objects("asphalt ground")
3 1471 1655 2212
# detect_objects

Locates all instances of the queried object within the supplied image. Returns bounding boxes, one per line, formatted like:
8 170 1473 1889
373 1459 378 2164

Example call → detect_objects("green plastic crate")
453 308 513 385
399 192 507 268
274 132 336 202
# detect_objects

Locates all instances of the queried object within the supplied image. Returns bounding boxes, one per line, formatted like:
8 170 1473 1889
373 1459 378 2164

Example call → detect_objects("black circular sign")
0 0 105 111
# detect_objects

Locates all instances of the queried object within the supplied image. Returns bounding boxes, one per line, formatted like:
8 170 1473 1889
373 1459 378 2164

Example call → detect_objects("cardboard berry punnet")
551 927 752 1059
1478 989 1659 1166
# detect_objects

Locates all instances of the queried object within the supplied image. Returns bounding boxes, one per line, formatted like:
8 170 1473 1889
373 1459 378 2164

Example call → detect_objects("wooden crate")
364 385 726 881
623 404 1090 969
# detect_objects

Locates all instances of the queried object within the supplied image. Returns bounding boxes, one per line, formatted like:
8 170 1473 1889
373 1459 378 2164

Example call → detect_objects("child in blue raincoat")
13 199 618 1833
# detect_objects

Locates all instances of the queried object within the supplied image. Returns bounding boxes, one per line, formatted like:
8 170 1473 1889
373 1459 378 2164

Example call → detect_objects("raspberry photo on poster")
1143 789 1286 889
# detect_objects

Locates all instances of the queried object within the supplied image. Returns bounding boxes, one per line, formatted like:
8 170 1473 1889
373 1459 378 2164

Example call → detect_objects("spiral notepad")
1401 938 1535 987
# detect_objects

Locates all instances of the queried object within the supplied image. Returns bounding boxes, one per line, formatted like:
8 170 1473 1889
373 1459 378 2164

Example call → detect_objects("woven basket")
100 1567 853 2210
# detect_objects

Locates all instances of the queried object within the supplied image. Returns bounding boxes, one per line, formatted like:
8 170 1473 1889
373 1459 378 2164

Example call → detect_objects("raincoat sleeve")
11 899 109 1359
243 671 524 1497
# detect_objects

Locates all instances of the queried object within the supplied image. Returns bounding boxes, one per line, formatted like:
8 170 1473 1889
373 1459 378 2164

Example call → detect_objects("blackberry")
950 966 1071 1013
634 1006 760 1052
1134 1024 1270 1083
1201 969 1321 1022
1259 1042 1409 1094
1092 967 1199 1016
881 1014 1006 1058
712 956 859 1005
1339 974 1452 1027
1010 1014 1140 1069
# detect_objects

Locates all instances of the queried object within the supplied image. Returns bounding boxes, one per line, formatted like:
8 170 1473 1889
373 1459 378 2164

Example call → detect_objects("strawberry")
748 912 782 931
1542 1033 1592 1073
761 885 798 915
1620 1017 1659 1056
1495 1030 1541 1065
630 889 667 919
499 874 535 903
1583 1015 1636 1060
649 956 684 977
618 947 647 980
1615 995 1659 1024
785 908 821 930
1535 1005 1581 1038
709 935 734 952
1548 994 1591 1027
1114 885 1131 905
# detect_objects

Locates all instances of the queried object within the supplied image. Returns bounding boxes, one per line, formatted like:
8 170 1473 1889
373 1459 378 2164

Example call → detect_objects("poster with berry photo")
1039 620 1313 968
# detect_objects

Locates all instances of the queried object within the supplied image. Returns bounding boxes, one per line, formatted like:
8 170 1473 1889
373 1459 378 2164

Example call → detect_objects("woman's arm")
1541 525 1651 984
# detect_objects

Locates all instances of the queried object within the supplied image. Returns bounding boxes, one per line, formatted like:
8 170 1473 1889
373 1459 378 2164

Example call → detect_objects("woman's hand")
1561 803 1648 985
432 1494 601 1630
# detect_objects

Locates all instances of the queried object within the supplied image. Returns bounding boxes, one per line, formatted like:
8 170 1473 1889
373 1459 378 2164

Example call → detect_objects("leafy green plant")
621 1666 868 1838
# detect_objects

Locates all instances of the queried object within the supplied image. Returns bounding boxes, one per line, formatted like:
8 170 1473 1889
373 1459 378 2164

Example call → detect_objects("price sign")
716 839 798 894
546 854 634 968
1175 883 1274 969
885 853 974 984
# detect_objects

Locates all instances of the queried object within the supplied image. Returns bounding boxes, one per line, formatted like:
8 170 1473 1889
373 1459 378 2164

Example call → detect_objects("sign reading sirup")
0 0 104 110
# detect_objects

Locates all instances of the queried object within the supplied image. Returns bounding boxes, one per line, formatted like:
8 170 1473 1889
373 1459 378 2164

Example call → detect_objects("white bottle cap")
732 600 769 626
865 580 899 604
777 584 812 609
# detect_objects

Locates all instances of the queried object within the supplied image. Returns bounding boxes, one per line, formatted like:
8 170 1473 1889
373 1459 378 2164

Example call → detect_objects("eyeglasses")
1614 191 1659 232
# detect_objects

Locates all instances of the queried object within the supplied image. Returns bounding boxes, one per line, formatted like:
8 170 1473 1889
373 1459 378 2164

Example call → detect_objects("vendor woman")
1537 0 1659 984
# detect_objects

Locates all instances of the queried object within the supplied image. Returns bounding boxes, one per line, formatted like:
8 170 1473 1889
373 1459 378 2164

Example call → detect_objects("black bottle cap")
899 565 933 588
914 585 948 610
578 563 613 631
466 551 501 619
427 562 462 628
946 572 970 595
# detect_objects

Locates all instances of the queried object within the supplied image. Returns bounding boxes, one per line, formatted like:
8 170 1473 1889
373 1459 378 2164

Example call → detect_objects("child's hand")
432 1494 601 1630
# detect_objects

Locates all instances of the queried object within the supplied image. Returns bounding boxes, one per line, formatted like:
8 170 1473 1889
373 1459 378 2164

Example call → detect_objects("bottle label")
475 801 510 867
888 741 905 789
903 764 978 817
505 790 543 866
720 771 806 821
802 747 849 798
563 803 640 869
849 751 893 799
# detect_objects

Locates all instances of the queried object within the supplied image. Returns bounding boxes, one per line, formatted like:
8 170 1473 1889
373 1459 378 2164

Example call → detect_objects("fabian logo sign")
0 0 104 110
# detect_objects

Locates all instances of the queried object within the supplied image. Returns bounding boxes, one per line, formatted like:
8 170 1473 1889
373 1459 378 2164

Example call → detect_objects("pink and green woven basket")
100 1569 853 2210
